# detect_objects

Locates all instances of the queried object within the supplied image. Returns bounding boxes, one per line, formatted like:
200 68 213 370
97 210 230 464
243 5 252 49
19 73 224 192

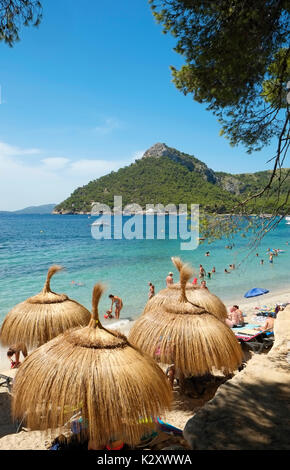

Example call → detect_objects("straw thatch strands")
129 257 243 377
0 266 91 349
12 283 172 448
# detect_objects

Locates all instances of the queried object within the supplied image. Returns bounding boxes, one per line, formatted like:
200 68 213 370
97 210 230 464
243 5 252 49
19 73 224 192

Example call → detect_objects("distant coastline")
0 204 56 215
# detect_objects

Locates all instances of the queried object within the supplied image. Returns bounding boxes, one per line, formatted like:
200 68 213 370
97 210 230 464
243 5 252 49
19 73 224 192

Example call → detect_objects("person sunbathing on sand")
7 343 28 368
199 265 206 278
254 314 275 333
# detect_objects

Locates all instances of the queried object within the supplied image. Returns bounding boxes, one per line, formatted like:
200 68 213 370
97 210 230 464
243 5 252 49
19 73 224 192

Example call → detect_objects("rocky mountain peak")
142 142 178 159
143 142 218 185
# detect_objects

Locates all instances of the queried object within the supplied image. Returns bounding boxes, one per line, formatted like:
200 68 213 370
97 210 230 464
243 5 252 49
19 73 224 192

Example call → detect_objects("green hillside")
54 143 290 214
55 156 238 213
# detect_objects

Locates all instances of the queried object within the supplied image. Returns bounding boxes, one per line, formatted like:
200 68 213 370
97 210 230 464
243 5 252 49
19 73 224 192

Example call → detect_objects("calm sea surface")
0 214 289 324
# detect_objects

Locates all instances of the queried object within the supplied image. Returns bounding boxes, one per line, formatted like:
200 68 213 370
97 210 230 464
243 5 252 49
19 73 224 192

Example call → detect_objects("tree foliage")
149 0 290 243
0 0 42 46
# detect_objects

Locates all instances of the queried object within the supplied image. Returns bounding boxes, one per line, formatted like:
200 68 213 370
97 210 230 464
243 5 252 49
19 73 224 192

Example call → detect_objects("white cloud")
0 141 41 156
41 157 70 170
69 159 125 175
0 140 141 211
94 117 123 134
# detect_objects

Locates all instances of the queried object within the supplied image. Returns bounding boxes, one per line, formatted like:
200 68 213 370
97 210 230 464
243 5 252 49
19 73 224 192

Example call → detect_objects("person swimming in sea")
166 272 174 287
200 280 208 290
71 281 84 287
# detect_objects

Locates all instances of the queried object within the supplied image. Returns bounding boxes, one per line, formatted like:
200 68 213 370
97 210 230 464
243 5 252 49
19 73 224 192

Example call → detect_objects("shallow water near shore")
0 213 289 328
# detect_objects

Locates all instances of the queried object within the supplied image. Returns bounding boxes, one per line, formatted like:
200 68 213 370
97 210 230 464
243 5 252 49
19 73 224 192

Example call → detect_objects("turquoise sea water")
0 214 289 325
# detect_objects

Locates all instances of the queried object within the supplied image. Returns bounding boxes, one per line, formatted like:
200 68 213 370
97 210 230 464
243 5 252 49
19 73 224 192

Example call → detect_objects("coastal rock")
183 308 290 450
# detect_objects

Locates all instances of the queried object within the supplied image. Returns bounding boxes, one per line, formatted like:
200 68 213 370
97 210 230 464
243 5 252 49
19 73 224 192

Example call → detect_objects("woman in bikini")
108 294 123 319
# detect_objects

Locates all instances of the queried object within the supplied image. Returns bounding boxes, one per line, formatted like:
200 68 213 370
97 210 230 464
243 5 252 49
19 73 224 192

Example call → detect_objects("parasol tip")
179 263 194 302
43 265 64 292
91 283 106 326
171 256 184 273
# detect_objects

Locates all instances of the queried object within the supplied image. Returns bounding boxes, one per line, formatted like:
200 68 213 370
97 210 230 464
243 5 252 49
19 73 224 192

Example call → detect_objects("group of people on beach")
70 243 287 324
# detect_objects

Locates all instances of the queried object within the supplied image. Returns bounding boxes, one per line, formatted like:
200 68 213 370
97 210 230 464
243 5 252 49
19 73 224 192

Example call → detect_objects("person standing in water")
200 280 208 290
166 272 174 287
108 294 123 319
199 265 206 279
148 282 155 299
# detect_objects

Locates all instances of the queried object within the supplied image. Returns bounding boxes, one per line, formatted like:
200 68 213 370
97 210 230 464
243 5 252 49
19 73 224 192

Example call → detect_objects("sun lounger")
232 324 274 354
0 374 13 393
0 369 17 393
156 418 183 435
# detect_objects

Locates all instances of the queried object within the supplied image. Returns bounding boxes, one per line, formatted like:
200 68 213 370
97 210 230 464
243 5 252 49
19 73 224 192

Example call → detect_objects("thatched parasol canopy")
12 283 172 448
0 266 91 349
128 257 243 377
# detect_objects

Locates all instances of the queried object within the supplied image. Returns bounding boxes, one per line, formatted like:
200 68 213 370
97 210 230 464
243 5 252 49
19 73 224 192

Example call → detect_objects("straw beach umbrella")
129 257 243 377
0 265 91 349
12 283 172 448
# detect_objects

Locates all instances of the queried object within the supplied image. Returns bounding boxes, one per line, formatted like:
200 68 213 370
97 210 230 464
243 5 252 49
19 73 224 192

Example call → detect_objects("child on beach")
7 343 28 368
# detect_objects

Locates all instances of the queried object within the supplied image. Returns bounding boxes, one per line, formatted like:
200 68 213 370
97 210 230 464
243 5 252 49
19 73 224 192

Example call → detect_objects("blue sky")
0 0 278 210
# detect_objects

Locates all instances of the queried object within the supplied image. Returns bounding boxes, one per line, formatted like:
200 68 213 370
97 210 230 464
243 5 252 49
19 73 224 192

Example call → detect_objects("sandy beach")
1 285 287 369
0 285 289 450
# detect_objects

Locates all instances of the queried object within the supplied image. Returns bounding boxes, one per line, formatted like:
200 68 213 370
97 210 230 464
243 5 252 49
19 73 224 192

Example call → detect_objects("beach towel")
156 418 183 435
